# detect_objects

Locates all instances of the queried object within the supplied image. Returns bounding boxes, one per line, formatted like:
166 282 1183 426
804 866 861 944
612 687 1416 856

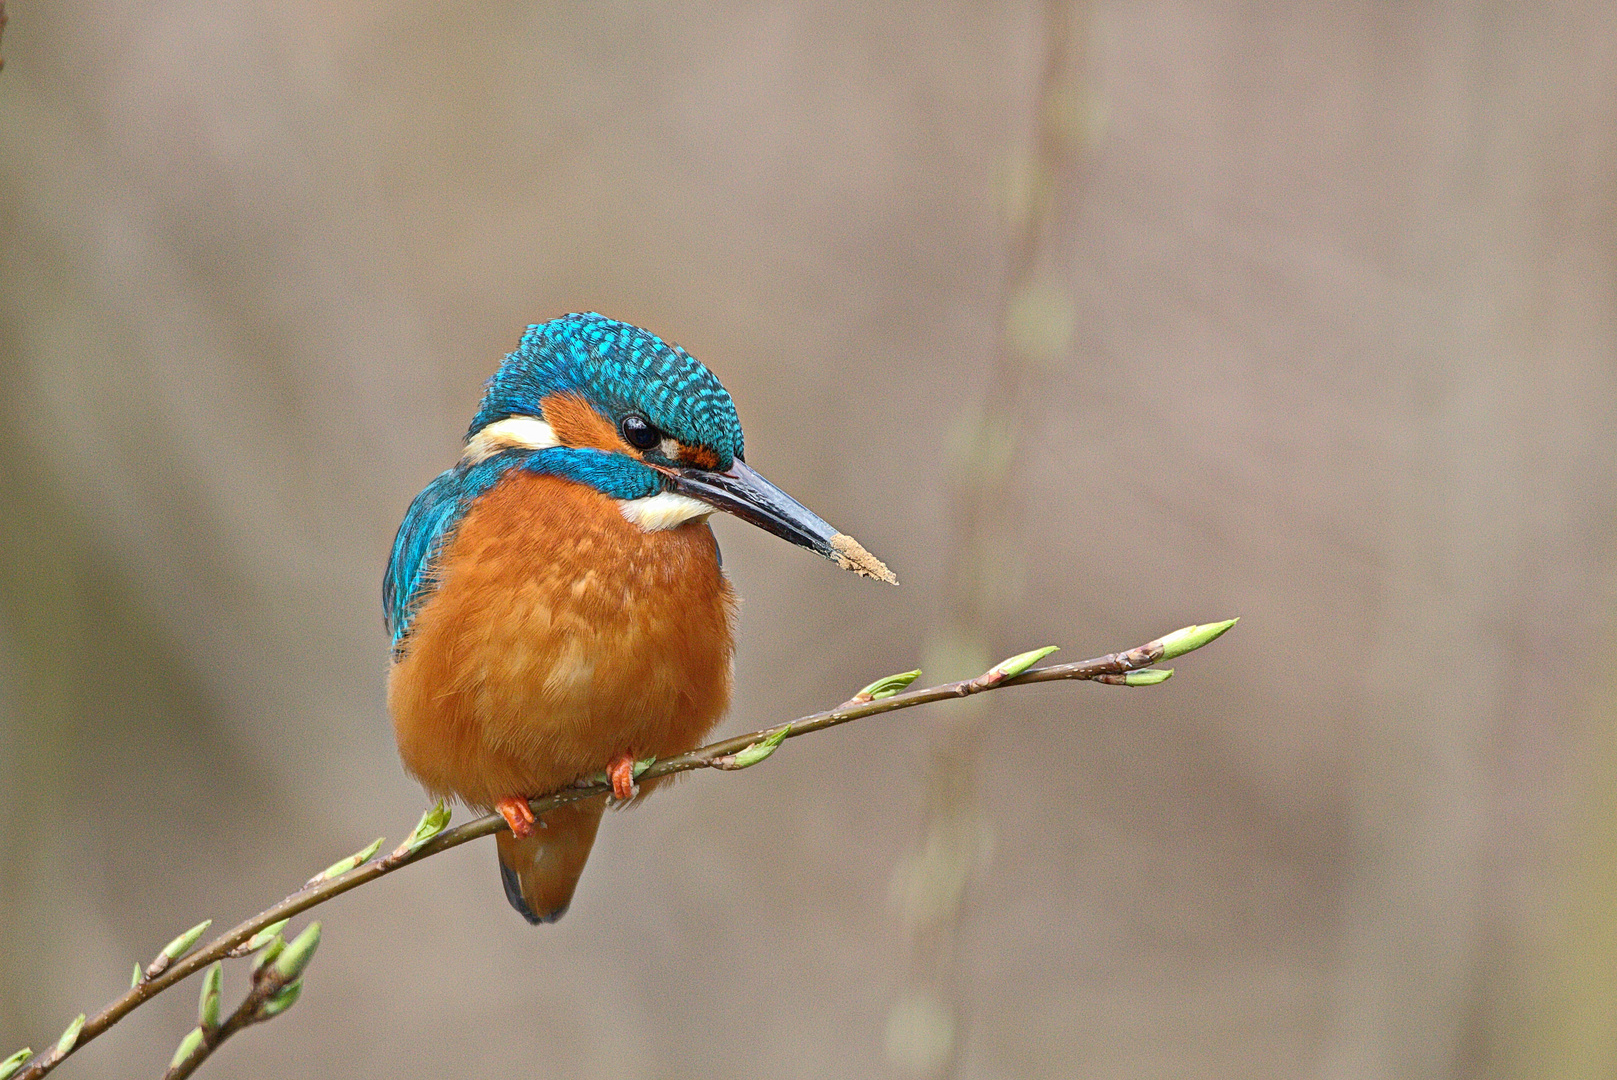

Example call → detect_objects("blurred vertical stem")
0 415 86 1052
885 3 1093 1078
1502 655 1617 1079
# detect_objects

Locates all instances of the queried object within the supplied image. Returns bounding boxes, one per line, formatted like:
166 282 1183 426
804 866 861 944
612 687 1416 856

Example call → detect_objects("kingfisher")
384 313 895 923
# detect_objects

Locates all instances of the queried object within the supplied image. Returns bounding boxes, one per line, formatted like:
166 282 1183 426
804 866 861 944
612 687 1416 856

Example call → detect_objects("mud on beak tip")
828 532 897 584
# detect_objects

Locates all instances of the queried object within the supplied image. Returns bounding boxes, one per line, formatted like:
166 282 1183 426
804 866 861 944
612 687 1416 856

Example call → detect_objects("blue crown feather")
468 313 744 464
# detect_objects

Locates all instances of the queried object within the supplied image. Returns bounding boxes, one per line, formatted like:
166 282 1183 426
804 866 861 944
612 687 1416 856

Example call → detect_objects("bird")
384 313 895 923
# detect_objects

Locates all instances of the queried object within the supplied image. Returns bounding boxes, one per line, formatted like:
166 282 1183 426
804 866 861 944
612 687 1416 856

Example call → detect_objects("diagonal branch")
161 924 321 1080
7 618 1234 1080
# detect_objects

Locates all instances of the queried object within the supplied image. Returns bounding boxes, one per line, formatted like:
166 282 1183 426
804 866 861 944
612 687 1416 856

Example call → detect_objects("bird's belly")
388 472 736 809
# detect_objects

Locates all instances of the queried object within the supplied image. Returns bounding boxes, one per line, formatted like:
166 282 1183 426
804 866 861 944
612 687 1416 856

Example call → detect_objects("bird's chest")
389 471 737 803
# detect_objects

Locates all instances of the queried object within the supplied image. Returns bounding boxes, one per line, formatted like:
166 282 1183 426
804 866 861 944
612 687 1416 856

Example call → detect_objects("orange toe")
497 795 537 839
607 753 638 801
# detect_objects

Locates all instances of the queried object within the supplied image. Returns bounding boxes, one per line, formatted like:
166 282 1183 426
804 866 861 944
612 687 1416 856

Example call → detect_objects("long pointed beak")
668 460 897 584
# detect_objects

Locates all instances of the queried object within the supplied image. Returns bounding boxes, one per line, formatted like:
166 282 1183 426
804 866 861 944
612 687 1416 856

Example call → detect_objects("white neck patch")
462 415 559 464
619 492 713 531
465 416 711 531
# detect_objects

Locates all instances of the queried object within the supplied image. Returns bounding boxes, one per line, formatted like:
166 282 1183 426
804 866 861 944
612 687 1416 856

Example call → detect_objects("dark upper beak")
668 460 896 584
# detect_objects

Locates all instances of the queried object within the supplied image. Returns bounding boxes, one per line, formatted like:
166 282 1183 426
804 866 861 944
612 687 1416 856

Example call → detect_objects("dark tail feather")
495 797 607 924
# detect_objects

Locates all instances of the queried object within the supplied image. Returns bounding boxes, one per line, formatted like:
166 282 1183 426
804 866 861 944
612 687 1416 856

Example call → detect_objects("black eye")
620 414 660 450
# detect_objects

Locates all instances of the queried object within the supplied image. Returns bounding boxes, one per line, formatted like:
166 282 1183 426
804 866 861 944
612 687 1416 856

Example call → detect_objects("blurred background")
1 2 1614 1077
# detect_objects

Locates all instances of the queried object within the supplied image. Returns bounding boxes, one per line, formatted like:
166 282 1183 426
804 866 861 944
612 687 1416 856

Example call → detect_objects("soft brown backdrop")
2 2 1614 1078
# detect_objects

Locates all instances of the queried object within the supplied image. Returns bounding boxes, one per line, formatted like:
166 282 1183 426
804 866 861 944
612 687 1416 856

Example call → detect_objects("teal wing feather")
384 456 529 657
384 466 473 658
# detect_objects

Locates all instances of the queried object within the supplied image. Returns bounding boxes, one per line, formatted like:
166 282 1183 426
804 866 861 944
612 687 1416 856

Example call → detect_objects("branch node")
389 801 452 859
146 920 212 979
709 725 791 770
307 838 384 887
50 1018 82 1059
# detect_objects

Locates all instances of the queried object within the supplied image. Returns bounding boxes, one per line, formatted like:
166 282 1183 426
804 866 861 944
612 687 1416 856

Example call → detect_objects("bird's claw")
496 795 537 839
607 753 639 802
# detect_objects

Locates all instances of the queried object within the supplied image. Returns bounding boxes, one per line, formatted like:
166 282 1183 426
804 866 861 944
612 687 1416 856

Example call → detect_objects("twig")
161 925 320 1080
7 619 1234 1080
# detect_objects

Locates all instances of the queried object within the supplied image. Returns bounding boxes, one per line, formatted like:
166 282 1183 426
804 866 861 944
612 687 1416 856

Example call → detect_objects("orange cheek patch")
677 445 721 470
541 392 629 453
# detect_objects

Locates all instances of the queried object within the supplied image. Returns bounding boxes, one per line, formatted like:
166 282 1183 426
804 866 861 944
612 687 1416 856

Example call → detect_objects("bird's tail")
495 796 607 924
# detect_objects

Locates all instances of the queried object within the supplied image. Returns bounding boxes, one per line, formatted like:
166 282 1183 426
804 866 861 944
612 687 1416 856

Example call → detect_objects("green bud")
632 756 656 778
198 962 222 1031
1155 618 1238 660
241 919 290 955
0 1048 32 1080
270 922 322 985
160 919 213 963
987 645 1059 682
253 935 286 979
168 1027 204 1070
131 962 143 989
256 979 302 1020
53 1015 84 1057
313 837 385 883
729 726 790 770
1123 668 1173 686
854 669 923 702
394 801 452 856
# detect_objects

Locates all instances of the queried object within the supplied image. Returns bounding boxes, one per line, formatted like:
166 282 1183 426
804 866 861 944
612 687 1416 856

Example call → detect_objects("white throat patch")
464 416 711 531
619 492 713 531
462 416 559 464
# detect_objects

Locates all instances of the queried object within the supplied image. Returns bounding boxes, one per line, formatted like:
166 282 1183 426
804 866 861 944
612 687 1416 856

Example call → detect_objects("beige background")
1 2 1615 1078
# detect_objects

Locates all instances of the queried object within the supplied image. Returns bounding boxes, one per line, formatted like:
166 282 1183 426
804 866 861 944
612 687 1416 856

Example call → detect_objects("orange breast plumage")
388 469 737 810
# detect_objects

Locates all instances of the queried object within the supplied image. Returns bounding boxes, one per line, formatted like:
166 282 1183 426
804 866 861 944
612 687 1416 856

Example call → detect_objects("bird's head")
463 313 895 583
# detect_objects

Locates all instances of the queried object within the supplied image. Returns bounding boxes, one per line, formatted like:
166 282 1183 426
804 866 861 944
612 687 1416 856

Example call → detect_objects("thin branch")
162 925 319 1080
9 619 1234 1080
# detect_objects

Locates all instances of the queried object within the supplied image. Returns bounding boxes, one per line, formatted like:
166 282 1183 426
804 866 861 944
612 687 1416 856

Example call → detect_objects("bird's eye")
620 414 661 450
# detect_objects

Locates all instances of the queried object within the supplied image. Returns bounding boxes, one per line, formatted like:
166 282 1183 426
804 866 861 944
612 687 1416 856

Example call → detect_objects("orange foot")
607 753 638 802
496 796 536 839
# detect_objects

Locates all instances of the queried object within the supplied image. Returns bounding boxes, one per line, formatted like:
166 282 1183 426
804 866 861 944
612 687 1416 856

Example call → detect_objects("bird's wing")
384 465 472 657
